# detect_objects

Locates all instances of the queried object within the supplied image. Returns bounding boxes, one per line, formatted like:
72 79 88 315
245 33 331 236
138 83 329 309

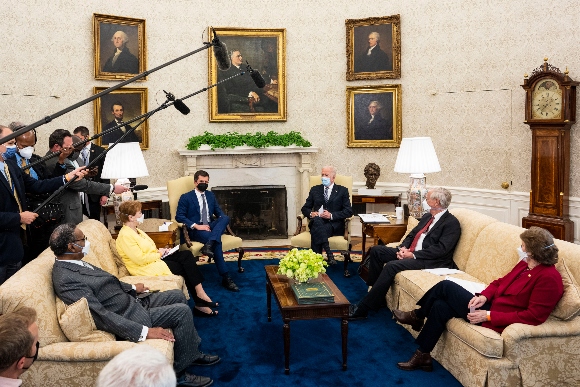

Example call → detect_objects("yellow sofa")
0 219 188 387
386 208 580 387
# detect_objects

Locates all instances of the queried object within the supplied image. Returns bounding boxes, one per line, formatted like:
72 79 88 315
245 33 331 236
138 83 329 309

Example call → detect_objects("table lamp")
393 137 441 218
101 142 149 229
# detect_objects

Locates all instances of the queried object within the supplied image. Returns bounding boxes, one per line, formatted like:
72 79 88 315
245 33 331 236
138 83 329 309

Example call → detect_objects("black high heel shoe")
193 307 218 318
193 296 219 308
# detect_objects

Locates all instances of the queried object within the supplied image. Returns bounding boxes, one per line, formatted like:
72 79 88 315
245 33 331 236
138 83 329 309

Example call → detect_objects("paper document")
444 276 486 295
161 245 179 259
423 268 463 275
359 213 390 223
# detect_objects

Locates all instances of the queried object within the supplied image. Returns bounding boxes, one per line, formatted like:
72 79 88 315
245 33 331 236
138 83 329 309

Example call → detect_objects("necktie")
21 157 30 175
408 216 435 252
201 193 208 225
81 148 89 166
324 186 329 203
3 163 25 230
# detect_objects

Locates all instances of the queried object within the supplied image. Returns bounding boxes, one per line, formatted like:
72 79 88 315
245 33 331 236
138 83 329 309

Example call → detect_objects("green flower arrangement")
277 248 328 283
186 131 312 150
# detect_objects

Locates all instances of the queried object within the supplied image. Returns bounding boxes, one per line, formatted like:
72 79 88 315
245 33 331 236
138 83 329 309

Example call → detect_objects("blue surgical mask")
2 145 17 159
321 177 331 187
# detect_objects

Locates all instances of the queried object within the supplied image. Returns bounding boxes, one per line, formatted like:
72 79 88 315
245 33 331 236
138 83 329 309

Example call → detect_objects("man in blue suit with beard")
175 170 239 292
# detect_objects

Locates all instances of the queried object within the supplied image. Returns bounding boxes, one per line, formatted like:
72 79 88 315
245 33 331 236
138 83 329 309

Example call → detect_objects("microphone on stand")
163 90 190 115
211 28 231 71
131 185 149 191
245 62 266 88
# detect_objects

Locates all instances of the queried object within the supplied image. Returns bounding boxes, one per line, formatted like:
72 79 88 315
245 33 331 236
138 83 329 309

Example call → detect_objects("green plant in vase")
277 248 327 283
186 131 312 150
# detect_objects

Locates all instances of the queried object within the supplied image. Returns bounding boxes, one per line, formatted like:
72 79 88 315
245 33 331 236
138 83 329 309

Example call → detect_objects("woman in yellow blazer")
116 200 217 317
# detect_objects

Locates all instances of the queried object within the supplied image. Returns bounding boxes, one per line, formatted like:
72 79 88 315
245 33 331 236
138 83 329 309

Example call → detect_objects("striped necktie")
324 186 329 203
21 157 30 175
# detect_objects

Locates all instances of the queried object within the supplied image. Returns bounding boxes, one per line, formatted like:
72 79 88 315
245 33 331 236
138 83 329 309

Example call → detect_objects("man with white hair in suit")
103 30 139 74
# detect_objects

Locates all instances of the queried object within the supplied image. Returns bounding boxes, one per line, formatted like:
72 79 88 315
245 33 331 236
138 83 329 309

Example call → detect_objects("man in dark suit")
50 224 218 387
175 170 239 292
349 187 462 319
354 31 392 73
102 31 139 74
0 126 86 285
355 100 393 141
73 126 110 220
301 166 353 264
101 102 141 145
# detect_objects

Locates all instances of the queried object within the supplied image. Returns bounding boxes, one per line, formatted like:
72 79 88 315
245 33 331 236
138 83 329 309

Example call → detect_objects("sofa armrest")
119 275 189 300
294 215 305 236
39 339 173 362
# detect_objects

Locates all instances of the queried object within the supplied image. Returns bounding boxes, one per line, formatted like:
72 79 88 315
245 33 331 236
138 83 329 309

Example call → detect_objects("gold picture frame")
347 84 402 148
346 15 401 80
93 14 146 80
93 87 149 150
208 28 286 122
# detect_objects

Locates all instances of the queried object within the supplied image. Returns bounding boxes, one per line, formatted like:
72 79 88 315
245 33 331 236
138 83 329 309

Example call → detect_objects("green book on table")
291 282 335 305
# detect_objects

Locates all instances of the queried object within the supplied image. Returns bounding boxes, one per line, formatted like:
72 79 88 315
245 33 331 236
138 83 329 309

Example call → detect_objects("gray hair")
369 32 381 41
111 31 129 44
8 122 26 131
428 187 452 209
322 165 337 178
96 345 176 387
368 100 382 110
49 224 77 256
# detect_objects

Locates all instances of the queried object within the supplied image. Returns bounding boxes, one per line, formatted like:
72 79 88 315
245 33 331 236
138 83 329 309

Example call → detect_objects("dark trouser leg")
147 290 202 373
88 200 102 221
414 280 475 352
0 261 22 286
309 217 333 254
366 246 398 286
189 216 230 276
163 250 204 298
360 259 426 311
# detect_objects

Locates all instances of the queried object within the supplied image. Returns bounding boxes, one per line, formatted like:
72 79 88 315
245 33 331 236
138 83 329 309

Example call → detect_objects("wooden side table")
351 194 401 216
110 228 177 249
102 200 164 229
360 218 408 255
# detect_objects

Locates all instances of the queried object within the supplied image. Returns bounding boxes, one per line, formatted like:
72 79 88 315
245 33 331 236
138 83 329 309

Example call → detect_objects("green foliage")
277 248 327 283
186 131 312 150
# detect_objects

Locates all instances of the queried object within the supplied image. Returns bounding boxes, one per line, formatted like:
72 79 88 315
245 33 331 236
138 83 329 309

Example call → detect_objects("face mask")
18 146 34 160
71 241 90 257
197 183 208 192
68 151 80 161
422 199 431 211
136 214 144 224
517 246 528 261
23 341 39 369
321 177 331 187
2 145 17 159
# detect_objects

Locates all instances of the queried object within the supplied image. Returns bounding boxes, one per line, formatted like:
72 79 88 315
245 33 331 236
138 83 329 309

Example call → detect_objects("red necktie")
408 216 434 252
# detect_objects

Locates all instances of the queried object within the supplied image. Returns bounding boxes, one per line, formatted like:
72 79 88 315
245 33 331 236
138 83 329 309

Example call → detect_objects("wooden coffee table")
265 265 350 374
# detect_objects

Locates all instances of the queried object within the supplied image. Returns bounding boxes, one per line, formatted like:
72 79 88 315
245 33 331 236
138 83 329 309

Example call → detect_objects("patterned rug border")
196 247 363 264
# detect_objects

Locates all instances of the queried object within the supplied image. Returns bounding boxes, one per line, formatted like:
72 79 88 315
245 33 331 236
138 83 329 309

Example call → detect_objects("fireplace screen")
212 185 288 239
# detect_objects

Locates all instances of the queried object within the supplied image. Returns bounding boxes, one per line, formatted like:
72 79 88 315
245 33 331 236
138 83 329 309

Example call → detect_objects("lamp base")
407 175 427 218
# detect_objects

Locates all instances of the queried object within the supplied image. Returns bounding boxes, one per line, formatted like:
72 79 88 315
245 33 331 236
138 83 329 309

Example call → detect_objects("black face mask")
68 151 80 161
23 341 39 369
197 183 208 192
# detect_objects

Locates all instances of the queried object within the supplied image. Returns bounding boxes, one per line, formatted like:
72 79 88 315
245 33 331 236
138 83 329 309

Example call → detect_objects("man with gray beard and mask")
349 187 461 320
44 129 128 225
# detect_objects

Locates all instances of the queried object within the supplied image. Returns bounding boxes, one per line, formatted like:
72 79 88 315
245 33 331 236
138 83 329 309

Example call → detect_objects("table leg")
341 318 348 370
284 318 290 375
266 281 272 322
361 229 367 258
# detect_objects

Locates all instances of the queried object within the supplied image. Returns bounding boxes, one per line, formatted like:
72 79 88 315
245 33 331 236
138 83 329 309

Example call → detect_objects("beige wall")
2 0 580 196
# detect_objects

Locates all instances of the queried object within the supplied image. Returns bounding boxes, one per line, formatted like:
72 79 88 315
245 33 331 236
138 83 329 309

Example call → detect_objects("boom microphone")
131 185 149 191
163 90 190 115
246 62 266 88
211 28 230 71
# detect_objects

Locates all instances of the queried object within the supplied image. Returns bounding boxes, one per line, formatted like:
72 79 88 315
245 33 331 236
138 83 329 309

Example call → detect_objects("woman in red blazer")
392 226 564 372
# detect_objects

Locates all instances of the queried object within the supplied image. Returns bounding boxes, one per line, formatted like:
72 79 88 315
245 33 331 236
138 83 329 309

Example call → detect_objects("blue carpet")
188 259 462 387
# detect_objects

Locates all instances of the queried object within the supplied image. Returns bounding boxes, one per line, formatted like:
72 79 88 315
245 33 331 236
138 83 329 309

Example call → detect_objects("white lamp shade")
101 142 149 179
394 137 441 175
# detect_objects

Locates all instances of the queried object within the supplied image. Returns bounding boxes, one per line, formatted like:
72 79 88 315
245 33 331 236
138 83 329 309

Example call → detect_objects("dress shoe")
392 309 424 332
326 253 337 265
193 307 218 318
177 372 213 387
397 349 433 372
221 275 239 292
200 241 215 259
347 304 368 320
191 353 221 366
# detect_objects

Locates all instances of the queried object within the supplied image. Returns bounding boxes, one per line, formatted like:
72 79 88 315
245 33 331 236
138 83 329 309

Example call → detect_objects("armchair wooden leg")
237 247 245 273
342 251 351 278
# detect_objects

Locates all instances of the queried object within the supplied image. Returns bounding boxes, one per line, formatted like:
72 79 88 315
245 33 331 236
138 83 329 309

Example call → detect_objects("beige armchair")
290 174 353 277
167 176 245 272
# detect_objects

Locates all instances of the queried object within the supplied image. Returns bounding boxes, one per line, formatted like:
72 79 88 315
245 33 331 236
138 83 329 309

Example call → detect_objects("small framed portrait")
93 14 146 80
346 15 401 80
93 87 149 150
347 84 402 148
208 27 286 122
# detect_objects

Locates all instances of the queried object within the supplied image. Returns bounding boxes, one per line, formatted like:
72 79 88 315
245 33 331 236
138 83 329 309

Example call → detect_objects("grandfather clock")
521 58 578 242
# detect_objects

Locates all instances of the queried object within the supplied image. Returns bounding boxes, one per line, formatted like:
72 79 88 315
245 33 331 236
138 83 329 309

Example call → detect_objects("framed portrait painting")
346 15 401 80
93 87 149 150
208 28 286 122
347 84 402 148
93 14 146 80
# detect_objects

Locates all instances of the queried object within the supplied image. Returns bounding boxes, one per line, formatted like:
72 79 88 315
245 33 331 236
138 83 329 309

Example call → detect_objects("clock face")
531 78 563 120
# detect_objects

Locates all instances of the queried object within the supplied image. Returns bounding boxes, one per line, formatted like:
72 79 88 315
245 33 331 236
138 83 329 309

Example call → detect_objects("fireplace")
212 185 288 240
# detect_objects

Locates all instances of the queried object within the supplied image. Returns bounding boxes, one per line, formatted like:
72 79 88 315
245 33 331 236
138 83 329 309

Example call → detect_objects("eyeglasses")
25 341 39 360
74 236 88 242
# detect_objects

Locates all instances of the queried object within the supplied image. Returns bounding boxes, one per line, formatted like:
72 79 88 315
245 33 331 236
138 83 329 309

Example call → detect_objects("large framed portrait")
93 87 149 150
93 14 146 80
347 84 402 148
208 28 286 122
346 15 401 80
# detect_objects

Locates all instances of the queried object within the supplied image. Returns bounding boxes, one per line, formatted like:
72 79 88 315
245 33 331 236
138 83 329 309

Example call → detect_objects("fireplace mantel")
178 147 319 237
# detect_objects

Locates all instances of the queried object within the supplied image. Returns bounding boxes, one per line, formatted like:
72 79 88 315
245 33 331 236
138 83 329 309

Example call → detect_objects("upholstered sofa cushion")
446 318 504 358
78 220 120 277
551 252 580 320
56 297 115 342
